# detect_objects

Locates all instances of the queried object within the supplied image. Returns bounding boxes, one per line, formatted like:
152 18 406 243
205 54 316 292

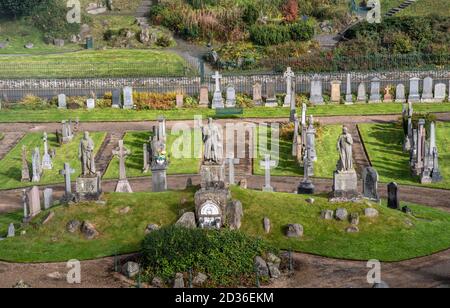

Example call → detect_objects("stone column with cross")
260 154 276 192
113 140 133 193
211 71 224 109
226 157 240 185
59 162 75 202
41 132 53 170
283 67 295 108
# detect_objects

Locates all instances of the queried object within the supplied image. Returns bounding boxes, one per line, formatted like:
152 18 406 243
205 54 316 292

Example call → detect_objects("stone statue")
336 126 354 172
79 131 96 176
202 118 223 163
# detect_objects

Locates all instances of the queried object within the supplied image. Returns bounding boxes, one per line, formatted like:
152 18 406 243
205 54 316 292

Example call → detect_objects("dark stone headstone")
112 89 122 108
387 182 399 210
362 167 380 202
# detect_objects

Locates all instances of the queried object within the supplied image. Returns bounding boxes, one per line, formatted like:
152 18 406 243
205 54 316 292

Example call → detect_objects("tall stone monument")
113 140 132 193
211 71 224 109
283 67 295 107
76 131 101 201
41 132 53 170
21 146 31 182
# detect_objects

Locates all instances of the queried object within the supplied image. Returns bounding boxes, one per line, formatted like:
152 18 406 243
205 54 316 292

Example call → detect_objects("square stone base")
151 167 167 192
76 175 102 201
200 163 225 189
298 179 315 195
330 171 361 202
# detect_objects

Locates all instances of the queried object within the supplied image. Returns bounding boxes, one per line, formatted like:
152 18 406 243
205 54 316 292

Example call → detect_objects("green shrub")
249 24 291 46
156 34 172 47
141 226 273 286
243 3 260 26
290 20 315 41
183 96 199 108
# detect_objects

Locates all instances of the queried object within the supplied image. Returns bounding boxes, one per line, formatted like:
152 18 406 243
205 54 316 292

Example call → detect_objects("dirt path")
0 132 24 160
95 132 124 176
347 124 371 177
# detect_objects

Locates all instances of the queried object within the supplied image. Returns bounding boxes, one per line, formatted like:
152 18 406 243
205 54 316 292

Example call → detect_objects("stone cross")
112 140 131 180
226 157 240 185
283 67 295 107
59 163 75 195
260 154 276 192
42 132 53 170
212 71 222 92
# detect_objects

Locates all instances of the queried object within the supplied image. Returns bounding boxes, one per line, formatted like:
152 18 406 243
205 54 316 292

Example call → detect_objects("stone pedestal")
195 188 230 229
116 179 133 193
76 175 101 201
200 163 225 190
330 171 360 202
151 164 167 192
212 91 224 109
297 179 315 195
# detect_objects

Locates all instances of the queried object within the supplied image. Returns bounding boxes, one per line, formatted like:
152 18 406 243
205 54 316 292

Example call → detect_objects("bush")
250 24 292 46
141 226 273 286
134 92 176 110
156 34 172 47
183 96 199 108
289 20 315 41
243 3 260 26
19 94 48 109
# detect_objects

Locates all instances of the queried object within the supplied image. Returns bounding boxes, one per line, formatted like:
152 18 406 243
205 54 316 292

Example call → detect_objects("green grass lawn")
103 130 202 179
0 49 194 78
381 0 449 16
1 102 450 123
1 187 450 262
358 122 450 189
0 132 106 190
253 125 341 178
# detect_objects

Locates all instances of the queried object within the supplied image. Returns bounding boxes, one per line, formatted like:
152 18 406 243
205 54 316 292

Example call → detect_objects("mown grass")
253 125 341 178
0 132 106 190
1 103 450 123
1 187 450 262
103 129 202 179
358 122 450 189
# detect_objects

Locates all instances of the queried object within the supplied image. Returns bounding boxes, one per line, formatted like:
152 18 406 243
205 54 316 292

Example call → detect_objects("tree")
282 0 299 23
0 0 44 17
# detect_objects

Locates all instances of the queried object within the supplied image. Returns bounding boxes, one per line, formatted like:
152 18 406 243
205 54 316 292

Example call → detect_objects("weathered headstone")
24 186 41 222
31 147 41 183
264 81 277 107
113 140 133 193
383 86 393 102
283 67 295 107
345 73 353 104
225 85 236 107
112 89 122 108
43 188 53 209
434 83 446 103
330 80 341 103
199 85 209 106
310 75 324 105
362 167 380 202
369 77 381 103
176 93 184 108
387 182 399 210
7 223 15 238
260 155 276 192
395 84 406 103
41 133 53 170
142 143 150 173
123 86 134 109
253 82 262 106
211 71 224 109
421 77 434 102
408 77 420 103
21 146 31 182
58 94 67 109
357 82 366 102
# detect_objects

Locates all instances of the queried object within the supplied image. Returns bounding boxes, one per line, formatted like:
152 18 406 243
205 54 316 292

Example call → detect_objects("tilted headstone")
330 80 341 103
395 84 406 103
211 71 224 109
253 82 262 106
408 77 420 103
58 94 67 109
421 77 434 102
345 73 353 104
225 85 236 107
7 223 15 238
362 167 380 202
434 83 446 103
123 86 134 109
112 89 122 108
387 182 399 210
310 75 324 105
369 77 381 103
43 188 53 209
357 82 367 102
264 81 277 107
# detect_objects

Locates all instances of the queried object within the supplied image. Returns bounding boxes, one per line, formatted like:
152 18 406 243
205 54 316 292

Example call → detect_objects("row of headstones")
57 87 134 109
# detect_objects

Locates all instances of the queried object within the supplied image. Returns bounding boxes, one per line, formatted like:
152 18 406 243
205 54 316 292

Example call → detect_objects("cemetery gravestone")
387 182 399 210
41 133 53 170
199 85 210 107
395 84 406 103
265 81 277 107
7 223 15 238
112 89 122 108
211 71 224 109
113 140 133 193
60 162 75 202
176 93 184 108
253 82 262 106
58 94 67 109
330 80 341 103
123 86 134 109
362 167 380 203
310 75 324 105
421 77 434 102
434 83 446 103
225 85 236 107
32 148 42 183
369 78 381 103
21 146 31 182
345 73 353 104
283 67 295 107
43 188 53 209
408 77 421 103
25 186 41 222
357 83 367 102
260 155 276 192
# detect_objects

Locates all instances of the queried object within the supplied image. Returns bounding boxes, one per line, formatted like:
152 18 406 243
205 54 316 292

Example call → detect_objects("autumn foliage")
282 0 299 23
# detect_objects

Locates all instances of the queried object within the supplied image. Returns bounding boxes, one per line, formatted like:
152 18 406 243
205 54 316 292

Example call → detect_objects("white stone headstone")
58 94 67 109
369 78 381 103
357 83 366 102
310 75 324 105
434 83 446 103
395 84 406 103
421 77 434 102
43 188 53 209
225 85 236 107
408 77 421 103
86 98 95 109
123 86 134 109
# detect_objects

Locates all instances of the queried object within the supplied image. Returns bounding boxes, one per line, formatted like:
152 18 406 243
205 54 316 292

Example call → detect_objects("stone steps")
135 0 153 18
385 0 417 17
95 132 124 177
0 132 25 161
